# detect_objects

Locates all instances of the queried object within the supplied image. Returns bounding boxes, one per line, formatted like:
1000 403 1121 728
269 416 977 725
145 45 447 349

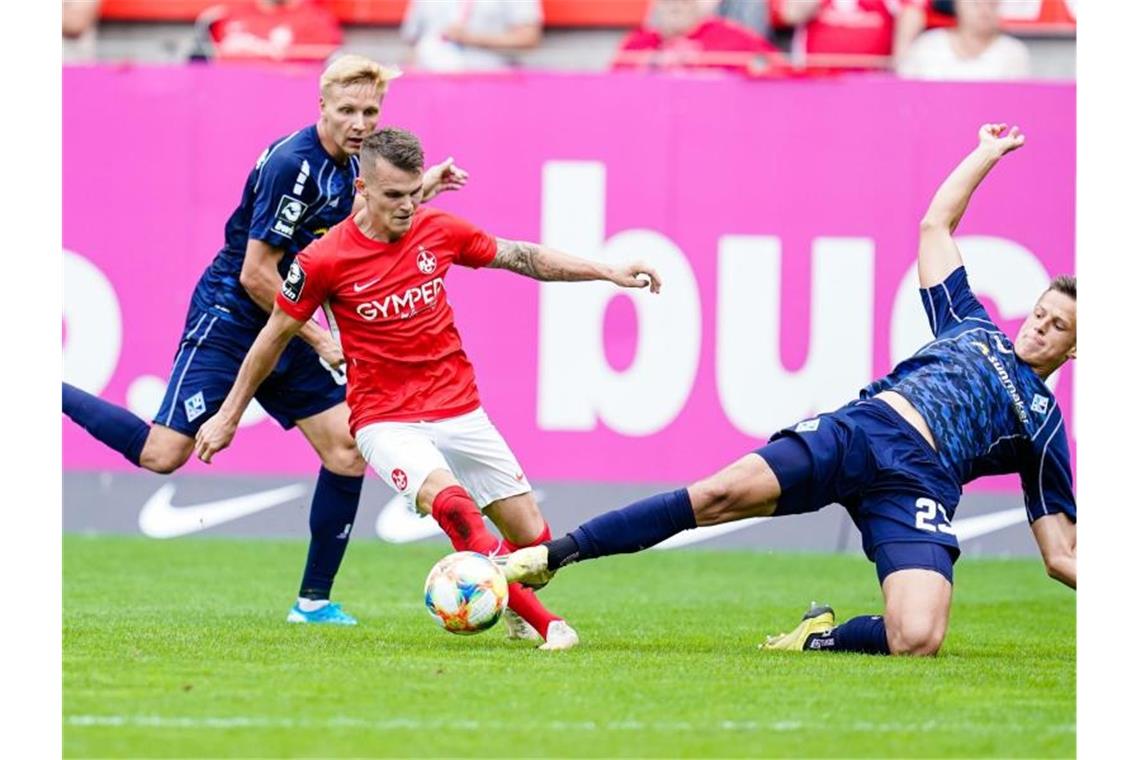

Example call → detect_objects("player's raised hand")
422 157 469 201
610 262 662 294
978 123 1025 157
194 414 238 464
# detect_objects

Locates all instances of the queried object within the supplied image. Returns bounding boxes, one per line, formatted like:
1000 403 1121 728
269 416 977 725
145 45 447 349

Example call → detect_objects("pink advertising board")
63 66 1075 489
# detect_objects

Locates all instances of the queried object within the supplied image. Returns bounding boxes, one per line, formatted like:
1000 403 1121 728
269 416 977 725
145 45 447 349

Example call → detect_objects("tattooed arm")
488 238 662 292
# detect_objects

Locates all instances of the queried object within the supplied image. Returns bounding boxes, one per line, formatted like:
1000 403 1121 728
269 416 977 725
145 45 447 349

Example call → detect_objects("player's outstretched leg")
63 382 151 467
500 450 787 586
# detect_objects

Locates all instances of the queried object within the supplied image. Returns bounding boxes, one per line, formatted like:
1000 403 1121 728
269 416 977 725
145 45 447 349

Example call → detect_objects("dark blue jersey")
861 267 1076 524
190 125 359 330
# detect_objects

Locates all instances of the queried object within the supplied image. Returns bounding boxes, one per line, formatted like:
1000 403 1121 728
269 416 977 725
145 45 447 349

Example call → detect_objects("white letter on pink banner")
63 249 122 395
717 236 874 436
537 161 701 435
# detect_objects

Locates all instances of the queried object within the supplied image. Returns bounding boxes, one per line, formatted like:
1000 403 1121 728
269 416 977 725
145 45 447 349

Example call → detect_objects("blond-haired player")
63 55 466 626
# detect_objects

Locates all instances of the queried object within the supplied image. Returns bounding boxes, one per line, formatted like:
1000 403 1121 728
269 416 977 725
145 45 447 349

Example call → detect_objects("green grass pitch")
64 535 1074 757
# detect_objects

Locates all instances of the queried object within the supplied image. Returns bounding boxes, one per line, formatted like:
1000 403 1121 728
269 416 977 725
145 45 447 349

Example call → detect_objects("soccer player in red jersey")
194 127 662 650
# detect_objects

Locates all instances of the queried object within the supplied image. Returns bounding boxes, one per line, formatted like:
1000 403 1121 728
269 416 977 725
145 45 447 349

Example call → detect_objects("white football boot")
496 545 554 587
502 608 542 641
538 620 580 651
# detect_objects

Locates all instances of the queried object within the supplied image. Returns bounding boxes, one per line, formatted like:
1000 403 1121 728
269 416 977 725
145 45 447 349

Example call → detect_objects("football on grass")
424 551 509 634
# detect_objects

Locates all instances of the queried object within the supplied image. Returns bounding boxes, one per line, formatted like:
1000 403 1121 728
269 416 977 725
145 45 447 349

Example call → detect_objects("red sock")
431 486 502 556
431 488 560 638
501 521 552 552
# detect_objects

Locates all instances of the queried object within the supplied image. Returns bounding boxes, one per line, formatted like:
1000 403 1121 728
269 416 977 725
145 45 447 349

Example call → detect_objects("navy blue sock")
298 468 364 600
553 488 696 568
62 382 150 467
807 615 890 655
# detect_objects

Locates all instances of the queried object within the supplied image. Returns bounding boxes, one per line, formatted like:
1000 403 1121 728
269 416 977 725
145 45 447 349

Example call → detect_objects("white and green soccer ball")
424 551 509 635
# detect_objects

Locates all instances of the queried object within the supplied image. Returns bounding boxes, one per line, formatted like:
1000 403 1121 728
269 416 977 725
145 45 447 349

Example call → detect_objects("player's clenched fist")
195 414 238 463
978 123 1025 157
610 262 662 294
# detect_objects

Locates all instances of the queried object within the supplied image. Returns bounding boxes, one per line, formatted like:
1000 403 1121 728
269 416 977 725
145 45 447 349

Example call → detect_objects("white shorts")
355 406 532 513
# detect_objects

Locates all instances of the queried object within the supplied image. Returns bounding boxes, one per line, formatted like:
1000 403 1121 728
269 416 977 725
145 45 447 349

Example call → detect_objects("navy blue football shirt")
862 267 1076 524
191 125 359 329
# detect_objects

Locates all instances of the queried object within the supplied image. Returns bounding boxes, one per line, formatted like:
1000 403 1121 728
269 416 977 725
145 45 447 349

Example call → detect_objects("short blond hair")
319 54 401 96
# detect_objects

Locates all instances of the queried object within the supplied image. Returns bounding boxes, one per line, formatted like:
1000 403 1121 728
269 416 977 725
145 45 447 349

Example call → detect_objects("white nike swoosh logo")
138 483 307 539
374 489 547 544
353 278 381 292
652 517 771 550
949 507 1025 541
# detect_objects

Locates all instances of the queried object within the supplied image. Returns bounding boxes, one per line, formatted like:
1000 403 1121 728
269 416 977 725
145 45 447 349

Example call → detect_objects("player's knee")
139 446 190 474
322 445 366 477
486 494 543 545
689 477 744 525
887 616 945 656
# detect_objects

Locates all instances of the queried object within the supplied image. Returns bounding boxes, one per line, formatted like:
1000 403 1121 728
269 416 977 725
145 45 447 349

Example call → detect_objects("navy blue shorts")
760 399 963 566
153 306 346 436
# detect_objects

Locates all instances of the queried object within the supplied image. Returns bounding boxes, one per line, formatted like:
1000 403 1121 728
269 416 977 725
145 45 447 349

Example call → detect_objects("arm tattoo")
490 238 546 279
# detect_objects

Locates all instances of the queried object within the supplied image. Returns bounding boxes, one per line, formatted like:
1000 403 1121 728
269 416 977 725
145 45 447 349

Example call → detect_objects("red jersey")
613 18 781 74
772 0 922 69
276 206 497 433
212 0 343 62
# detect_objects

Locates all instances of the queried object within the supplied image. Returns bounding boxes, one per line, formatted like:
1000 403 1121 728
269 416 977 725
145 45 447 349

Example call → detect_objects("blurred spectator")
614 0 783 75
898 0 1031 80
771 0 927 71
198 0 343 63
63 0 101 63
401 0 543 72
715 0 771 38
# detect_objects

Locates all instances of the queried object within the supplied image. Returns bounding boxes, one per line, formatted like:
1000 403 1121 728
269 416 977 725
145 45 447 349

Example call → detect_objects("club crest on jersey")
282 261 306 303
391 469 409 491
1031 394 1049 414
184 391 206 423
273 195 308 238
416 246 437 274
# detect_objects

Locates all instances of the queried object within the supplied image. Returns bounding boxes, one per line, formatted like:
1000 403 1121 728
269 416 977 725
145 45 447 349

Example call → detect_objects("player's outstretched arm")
1030 513 1076 589
918 124 1025 288
194 307 305 463
488 238 662 293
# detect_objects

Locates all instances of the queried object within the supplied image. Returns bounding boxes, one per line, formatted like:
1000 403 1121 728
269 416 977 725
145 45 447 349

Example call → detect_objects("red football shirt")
772 0 923 69
212 0 343 62
613 18 781 74
276 206 497 433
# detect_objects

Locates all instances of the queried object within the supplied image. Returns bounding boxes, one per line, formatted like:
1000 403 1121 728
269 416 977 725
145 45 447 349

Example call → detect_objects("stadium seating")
100 0 653 27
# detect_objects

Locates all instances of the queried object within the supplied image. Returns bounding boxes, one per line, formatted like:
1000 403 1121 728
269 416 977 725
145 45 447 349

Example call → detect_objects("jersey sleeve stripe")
1031 403 1057 441
252 129 303 195
941 281 962 323
923 287 938 334
1035 416 1064 518
161 315 219 426
984 433 1025 455
306 160 335 220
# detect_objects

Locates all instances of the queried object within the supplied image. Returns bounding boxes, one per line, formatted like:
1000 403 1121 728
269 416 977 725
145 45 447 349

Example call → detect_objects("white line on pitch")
66 715 1075 734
